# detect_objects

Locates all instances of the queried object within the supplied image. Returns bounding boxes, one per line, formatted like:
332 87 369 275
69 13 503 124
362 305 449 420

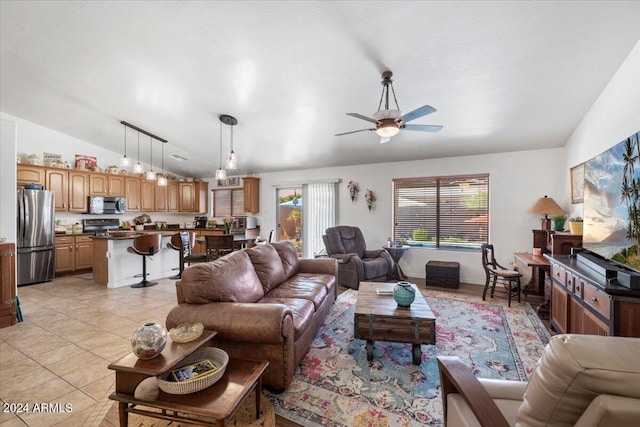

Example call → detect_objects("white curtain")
304 182 336 257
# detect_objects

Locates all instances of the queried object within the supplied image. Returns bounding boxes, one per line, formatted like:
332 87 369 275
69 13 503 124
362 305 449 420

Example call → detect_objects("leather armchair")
322 226 393 289
438 334 640 427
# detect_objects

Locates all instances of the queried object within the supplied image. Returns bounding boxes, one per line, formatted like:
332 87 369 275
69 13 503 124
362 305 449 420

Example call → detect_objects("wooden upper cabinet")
125 177 140 212
68 171 89 212
197 182 208 213
179 182 196 212
108 175 125 196
243 177 260 213
90 174 125 196
155 184 168 211
46 169 68 211
89 174 108 195
168 182 179 212
17 165 46 187
140 180 155 212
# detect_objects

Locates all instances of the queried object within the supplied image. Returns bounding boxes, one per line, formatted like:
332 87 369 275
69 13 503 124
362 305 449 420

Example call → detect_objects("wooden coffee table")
354 282 436 365
108 330 269 427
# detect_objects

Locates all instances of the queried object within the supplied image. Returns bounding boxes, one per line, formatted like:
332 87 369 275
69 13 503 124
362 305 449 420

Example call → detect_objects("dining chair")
205 234 234 261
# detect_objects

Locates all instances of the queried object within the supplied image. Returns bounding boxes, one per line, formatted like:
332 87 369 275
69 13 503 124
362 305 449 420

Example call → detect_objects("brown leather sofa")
165 241 337 391
438 334 640 426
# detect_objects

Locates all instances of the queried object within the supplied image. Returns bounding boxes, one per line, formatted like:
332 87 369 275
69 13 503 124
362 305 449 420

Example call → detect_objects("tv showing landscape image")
583 130 640 271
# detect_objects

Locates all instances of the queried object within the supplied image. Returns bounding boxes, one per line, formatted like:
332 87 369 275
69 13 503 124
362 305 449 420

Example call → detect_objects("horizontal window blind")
393 174 489 249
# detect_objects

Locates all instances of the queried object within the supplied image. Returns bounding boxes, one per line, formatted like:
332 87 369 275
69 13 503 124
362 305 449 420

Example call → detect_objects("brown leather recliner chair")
322 226 393 289
437 334 640 427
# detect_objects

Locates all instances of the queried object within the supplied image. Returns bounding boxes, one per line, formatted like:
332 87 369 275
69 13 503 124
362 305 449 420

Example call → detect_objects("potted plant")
551 214 567 231
568 216 583 235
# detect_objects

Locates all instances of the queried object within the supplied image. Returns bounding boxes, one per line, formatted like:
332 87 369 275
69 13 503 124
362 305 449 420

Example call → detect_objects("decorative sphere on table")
393 281 416 307
131 322 168 360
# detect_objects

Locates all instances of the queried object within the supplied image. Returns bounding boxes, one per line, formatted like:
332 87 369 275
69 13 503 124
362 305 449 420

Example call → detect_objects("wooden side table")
108 330 269 426
383 246 409 280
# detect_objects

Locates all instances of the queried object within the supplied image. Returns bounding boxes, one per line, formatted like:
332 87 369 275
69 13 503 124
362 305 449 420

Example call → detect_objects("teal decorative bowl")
393 281 416 307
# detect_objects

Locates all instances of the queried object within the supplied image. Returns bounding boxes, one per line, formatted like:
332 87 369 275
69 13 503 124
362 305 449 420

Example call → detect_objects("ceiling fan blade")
346 113 379 124
401 105 436 123
404 124 443 132
335 128 376 136
380 137 391 144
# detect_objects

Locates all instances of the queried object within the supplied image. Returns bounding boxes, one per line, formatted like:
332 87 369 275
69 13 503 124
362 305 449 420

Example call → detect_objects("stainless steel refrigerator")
17 188 55 286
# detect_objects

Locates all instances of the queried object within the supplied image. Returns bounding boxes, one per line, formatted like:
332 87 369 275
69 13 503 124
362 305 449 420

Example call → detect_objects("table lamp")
528 195 565 231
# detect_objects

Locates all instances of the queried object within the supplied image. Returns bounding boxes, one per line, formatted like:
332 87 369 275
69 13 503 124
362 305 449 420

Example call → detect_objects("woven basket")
157 347 229 394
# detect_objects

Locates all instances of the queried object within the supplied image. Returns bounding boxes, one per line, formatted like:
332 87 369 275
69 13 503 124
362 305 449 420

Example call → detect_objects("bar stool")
128 234 162 288
167 231 208 279
481 243 522 307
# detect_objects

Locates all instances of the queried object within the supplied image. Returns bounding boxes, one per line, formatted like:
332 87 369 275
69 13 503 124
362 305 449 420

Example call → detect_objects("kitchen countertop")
92 230 177 240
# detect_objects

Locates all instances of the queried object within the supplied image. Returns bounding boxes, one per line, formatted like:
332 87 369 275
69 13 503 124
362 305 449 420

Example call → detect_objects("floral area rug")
265 288 550 426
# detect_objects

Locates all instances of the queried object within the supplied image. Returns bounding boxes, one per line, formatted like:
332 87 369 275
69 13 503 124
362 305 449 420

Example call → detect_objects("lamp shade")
528 196 565 215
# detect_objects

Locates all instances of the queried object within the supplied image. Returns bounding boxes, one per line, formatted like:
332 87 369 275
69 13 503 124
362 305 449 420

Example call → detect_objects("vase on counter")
393 281 416 307
131 322 168 360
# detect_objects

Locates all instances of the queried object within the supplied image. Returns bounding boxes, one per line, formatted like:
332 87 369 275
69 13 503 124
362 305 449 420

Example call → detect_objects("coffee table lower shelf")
109 358 268 427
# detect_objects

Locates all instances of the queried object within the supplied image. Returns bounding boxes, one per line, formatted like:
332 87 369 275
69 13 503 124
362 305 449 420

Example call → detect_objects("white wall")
0 119 17 241
256 147 565 285
564 40 640 218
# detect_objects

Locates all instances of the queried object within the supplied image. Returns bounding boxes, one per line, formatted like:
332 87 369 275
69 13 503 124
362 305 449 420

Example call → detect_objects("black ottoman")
426 261 460 288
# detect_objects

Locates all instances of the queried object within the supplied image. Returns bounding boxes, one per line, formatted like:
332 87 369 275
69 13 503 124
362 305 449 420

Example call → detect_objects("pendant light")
133 131 144 174
157 141 167 186
120 124 130 169
215 117 227 180
222 114 238 170
146 135 156 180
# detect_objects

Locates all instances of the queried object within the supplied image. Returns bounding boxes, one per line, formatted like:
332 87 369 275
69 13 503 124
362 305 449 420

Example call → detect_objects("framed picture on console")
570 162 585 204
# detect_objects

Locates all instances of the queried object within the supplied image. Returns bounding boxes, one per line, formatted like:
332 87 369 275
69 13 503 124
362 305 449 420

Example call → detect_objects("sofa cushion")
246 244 286 292
266 275 329 310
271 241 300 279
179 251 264 304
258 298 314 341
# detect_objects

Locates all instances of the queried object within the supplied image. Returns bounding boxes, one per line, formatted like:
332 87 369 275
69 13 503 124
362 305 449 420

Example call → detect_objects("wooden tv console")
546 253 640 337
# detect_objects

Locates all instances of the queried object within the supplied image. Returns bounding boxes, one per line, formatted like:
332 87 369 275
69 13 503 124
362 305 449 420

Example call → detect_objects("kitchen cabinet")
125 177 141 212
548 254 640 337
168 182 179 212
17 165 46 187
0 243 17 328
55 235 93 274
243 177 260 213
46 169 68 211
89 174 125 196
140 180 156 212
179 182 208 213
155 183 168 211
68 171 89 212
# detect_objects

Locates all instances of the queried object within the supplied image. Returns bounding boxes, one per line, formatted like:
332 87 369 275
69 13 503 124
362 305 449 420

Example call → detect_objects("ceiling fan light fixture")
376 122 400 137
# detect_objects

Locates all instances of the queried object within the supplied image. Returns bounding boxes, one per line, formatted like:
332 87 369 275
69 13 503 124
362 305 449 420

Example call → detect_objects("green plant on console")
569 216 583 222
551 214 567 222
412 228 429 241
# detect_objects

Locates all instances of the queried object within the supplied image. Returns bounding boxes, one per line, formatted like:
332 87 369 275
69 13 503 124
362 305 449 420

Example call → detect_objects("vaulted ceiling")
1 1 639 178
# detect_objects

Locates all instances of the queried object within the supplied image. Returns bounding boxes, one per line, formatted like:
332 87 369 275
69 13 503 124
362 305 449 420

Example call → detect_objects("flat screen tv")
583 130 640 272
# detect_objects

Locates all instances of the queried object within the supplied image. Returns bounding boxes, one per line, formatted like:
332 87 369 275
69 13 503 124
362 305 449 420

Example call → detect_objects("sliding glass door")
277 187 303 256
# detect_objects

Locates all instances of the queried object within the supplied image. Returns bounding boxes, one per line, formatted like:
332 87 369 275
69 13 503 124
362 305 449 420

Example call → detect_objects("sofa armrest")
575 395 640 427
437 356 510 427
299 257 338 276
166 302 294 344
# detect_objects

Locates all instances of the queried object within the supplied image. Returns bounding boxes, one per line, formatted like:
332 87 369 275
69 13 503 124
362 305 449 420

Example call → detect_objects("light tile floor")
0 273 179 427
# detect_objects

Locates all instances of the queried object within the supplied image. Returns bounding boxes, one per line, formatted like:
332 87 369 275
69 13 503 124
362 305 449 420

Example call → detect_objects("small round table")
383 246 409 280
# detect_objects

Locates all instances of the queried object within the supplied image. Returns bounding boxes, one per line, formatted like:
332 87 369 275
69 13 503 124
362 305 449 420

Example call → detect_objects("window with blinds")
393 174 489 250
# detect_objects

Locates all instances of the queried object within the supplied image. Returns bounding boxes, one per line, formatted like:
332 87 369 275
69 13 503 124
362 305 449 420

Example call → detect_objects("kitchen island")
92 231 178 288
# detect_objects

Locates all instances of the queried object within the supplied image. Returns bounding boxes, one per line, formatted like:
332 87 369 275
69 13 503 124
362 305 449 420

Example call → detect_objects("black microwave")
88 196 126 214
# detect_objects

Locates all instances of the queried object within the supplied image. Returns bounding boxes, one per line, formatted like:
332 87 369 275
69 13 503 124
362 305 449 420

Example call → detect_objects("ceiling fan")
336 71 443 143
